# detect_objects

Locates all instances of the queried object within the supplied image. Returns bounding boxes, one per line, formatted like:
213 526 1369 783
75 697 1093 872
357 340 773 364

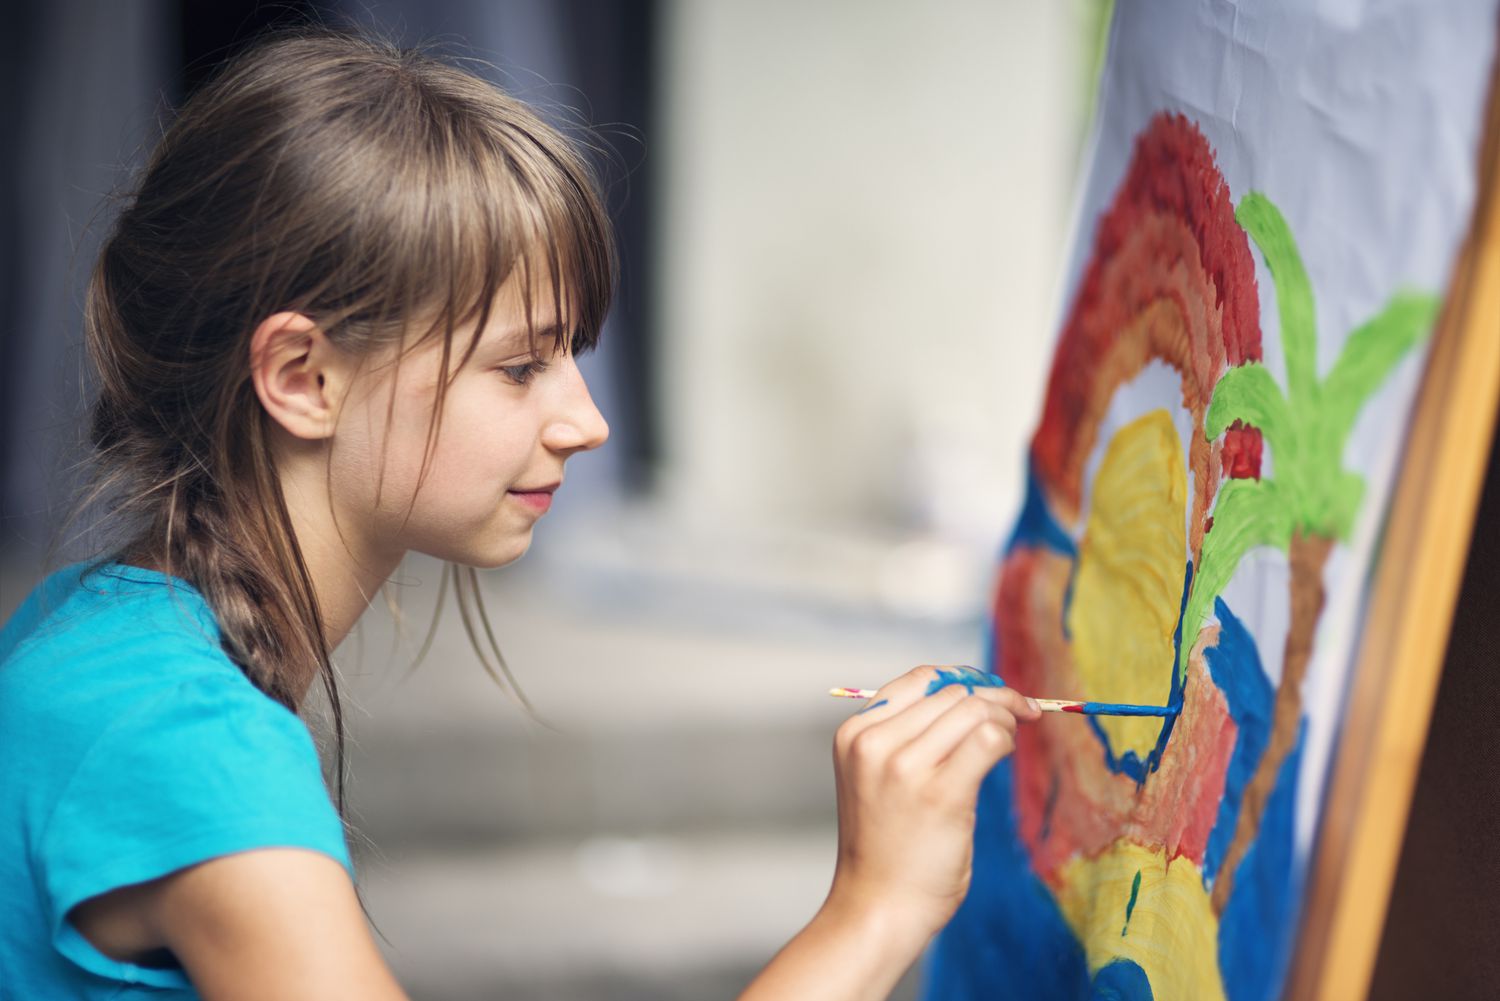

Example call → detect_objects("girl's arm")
76 664 1029 1001
738 666 1039 1001
73 848 410 1000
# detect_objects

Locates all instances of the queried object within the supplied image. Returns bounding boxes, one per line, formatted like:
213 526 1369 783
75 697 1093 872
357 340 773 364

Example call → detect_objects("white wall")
656 0 1085 550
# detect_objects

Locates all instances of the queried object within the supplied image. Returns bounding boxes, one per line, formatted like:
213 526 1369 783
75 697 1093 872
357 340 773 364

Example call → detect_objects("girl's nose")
542 362 609 455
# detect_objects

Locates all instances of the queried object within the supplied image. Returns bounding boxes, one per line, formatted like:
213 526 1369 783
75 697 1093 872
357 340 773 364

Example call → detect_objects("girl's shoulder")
3 560 222 663
0 560 292 759
0 563 352 994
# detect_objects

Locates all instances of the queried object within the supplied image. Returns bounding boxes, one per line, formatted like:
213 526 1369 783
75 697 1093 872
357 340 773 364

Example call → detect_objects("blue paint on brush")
1070 701 1178 717
924 666 1178 717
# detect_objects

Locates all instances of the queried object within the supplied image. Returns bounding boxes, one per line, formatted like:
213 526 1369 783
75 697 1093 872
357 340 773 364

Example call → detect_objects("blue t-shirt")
0 562 353 999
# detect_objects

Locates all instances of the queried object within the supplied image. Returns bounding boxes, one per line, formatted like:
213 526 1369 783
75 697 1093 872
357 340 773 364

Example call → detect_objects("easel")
1287 25 1500 1001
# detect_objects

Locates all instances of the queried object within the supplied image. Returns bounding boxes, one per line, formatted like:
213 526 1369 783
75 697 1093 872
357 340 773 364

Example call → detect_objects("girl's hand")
737 666 1037 1001
827 665 1040 941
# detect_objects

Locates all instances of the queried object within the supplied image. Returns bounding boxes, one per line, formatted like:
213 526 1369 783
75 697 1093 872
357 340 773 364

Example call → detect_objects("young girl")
0 29 1039 1000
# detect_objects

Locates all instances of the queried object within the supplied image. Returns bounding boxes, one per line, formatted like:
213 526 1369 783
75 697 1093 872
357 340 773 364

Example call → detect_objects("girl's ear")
249 312 350 440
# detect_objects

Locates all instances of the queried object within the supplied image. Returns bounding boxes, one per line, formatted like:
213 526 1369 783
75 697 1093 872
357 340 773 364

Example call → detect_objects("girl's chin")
417 527 533 571
468 531 534 570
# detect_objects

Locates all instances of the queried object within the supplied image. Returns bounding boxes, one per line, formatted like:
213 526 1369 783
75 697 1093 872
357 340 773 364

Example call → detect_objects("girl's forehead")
488 251 584 328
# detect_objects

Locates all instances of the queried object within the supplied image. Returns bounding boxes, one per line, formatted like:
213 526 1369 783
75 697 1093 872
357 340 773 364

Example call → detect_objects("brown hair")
74 28 616 808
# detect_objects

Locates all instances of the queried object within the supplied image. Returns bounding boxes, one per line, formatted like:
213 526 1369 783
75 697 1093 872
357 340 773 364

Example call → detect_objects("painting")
923 3 1499 999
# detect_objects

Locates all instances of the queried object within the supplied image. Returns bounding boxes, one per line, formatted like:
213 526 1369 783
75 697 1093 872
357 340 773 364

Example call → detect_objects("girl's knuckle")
988 707 1017 731
885 748 917 779
848 729 885 765
958 695 989 722
976 721 1007 750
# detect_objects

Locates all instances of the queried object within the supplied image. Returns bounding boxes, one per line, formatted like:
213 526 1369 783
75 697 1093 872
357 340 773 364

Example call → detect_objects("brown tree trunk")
1211 530 1334 915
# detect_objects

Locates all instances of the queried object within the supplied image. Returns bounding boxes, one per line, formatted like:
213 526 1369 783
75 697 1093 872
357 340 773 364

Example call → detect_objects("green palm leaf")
1325 470 1366 543
1320 291 1439 446
1206 361 1292 455
1235 193 1318 406
1178 477 1295 678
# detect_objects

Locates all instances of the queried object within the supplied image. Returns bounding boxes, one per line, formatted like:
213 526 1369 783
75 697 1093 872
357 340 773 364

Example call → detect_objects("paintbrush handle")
827 688 1177 718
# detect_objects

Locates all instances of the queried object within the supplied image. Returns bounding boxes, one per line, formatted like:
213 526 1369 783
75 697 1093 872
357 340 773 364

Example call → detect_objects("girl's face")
327 269 609 570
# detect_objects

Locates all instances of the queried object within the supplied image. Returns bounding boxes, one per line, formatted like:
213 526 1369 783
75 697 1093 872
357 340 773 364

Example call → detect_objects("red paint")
997 112 1265 885
1062 704 1084 713
1030 112 1262 523
1222 421 1264 479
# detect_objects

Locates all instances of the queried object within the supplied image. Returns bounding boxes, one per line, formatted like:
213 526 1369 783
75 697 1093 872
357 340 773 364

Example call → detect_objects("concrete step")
329 551 983 847
357 828 922 1001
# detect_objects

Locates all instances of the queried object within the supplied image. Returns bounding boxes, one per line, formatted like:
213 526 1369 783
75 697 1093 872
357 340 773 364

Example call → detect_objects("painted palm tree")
1172 192 1439 913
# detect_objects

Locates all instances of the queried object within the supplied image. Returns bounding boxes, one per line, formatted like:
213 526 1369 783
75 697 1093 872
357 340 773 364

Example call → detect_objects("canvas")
922 2 1499 998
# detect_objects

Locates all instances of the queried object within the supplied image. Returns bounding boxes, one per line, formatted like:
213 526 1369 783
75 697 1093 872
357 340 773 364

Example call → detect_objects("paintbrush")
828 687 1177 717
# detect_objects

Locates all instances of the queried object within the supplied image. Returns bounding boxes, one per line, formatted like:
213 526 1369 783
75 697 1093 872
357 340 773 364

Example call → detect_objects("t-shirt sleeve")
35 671 353 984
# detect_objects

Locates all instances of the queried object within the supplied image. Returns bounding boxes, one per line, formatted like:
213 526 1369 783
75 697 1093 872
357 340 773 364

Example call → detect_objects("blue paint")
1121 869 1142 937
1090 958 1155 1000
1074 702 1178 717
1084 563 1192 784
1202 598 1274 884
925 665 1006 697
921 760 1092 1000
924 465 1307 1000
1006 460 1078 557
925 664 1176 717
856 698 888 715
1217 724 1305 1001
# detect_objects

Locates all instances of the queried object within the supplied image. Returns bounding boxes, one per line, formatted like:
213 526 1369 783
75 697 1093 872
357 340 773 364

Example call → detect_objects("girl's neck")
277 469 403 694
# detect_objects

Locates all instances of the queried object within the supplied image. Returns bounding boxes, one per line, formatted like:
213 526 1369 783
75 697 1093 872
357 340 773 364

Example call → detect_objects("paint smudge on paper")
1122 869 1142 937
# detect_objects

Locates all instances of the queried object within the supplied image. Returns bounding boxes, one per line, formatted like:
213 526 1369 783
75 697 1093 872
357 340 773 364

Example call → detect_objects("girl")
0 29 1039 1000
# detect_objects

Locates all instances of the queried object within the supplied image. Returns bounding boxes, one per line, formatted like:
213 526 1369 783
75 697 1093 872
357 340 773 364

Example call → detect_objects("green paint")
1238 194 1319 408
1175 192 1439 680
1121 868 1142 937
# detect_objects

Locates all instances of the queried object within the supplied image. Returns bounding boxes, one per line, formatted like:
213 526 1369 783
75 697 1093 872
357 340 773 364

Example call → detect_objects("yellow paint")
1055 840 1227 1000
1067 409 1186 757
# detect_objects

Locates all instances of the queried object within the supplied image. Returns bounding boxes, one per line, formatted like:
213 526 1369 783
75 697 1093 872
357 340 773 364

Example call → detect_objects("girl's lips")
507 487 555 514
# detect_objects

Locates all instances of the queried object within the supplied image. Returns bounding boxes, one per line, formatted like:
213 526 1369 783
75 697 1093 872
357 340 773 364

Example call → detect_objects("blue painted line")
1075 702 1179 717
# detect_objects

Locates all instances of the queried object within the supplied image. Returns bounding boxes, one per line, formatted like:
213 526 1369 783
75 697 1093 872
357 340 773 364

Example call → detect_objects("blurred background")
0 1 1108 997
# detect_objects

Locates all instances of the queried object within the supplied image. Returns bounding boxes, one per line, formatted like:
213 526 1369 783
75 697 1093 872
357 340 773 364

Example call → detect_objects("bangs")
395 81 617 371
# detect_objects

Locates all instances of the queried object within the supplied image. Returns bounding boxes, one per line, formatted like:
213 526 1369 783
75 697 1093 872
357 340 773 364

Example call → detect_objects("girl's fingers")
866 664 960 710
839 683 971 759
937 712 1019 792
839 684 1032 768
975 685 1041 722
865 665 1039 716
898 695 1018 771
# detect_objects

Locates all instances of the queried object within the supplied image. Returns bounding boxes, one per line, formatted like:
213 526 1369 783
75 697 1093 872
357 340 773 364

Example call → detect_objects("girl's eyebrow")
486 322 564 353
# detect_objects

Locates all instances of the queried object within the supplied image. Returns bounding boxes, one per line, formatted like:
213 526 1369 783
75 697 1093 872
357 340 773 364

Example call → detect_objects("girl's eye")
497 359 549 385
